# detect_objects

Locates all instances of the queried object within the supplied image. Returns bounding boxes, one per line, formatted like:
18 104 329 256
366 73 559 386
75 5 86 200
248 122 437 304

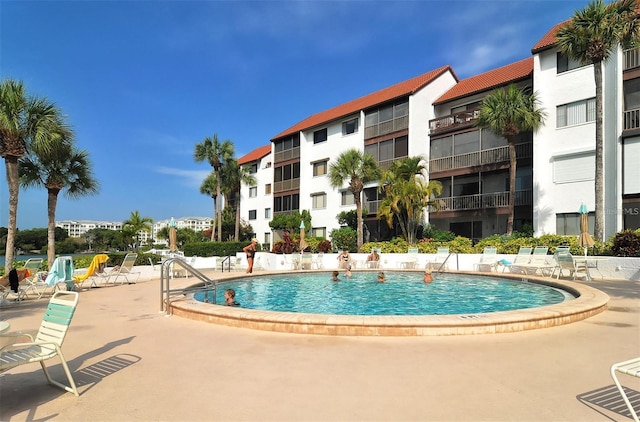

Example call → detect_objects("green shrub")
611 229 640 257
330 227 357 252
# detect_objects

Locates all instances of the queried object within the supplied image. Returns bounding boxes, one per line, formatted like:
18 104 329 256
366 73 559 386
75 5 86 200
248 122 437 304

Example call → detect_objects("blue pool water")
194 272 572 316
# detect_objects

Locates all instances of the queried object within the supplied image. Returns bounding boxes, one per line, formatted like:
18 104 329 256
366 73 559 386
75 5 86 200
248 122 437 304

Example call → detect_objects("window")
249 186 257 198
557 98 595 127
265 184 271 194
248 210 257 220
313 160 327 176
311 227 326 238
247 163 258 174
553 152 595 183
341 191 355 206
312 193 326 209
313 128 327 144
556 212 594 235
274 194 300 213
557 52 585 73
342 118 359 135
264 232 271 245
364 135 409 165
265 208 271 218
274 162 300 182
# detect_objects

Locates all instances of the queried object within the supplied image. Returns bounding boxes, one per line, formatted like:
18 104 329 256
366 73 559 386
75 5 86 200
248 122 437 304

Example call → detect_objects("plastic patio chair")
106 253 140 284
474 246 498 272
0 291 80 396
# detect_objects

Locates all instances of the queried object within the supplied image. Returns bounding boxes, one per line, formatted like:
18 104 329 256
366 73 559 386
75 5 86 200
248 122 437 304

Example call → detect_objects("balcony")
364 200 380 214
274 147 300 164
273 178 300 193
429 143 532 173
364 115 408 140
434 190 532 212
429 109 480 135
624 108 640 130
624 48 640 71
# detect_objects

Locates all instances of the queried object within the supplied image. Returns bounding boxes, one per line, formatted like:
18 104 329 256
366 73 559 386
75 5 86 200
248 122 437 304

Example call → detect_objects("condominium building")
56 220 123 238
238 144 273 248
238 11 640 245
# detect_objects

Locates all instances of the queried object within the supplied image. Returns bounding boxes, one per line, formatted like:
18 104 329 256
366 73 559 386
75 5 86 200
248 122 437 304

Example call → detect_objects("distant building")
56 216 212 246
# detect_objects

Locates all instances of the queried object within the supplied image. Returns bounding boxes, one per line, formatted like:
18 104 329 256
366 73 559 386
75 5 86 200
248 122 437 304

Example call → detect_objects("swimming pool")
172 271 609 336
194 272 571 316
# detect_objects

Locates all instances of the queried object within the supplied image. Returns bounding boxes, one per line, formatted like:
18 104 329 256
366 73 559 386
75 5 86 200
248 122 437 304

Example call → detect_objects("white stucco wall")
241 151 274 248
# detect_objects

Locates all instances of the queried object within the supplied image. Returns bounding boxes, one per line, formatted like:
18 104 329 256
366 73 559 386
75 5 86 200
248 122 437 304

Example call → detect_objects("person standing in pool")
332 271 340 282
345 264 353 277
423 270 434 283
243 238 258 274
377 272 386 283
225 289 240 306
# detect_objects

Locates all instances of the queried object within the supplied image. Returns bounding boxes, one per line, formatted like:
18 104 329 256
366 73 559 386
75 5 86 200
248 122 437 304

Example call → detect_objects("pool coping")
169 271 610 336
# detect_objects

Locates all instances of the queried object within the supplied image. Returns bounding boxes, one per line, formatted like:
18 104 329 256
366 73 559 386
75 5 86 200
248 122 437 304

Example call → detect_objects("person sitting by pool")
377 272 386 283
423 270 433 283
337 248 352 269
366 250 380 268
224 288 240 306
345 264 353 277
331 271 339 282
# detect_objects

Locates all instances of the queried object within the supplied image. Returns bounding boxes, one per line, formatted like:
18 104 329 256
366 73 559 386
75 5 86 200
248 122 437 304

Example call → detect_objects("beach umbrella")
578 203 594 256
169 217 178 252
299 221 308 252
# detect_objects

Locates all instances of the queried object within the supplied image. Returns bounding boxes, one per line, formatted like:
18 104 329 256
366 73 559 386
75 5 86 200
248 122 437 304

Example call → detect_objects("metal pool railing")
159 257 217 316
435 252 459 274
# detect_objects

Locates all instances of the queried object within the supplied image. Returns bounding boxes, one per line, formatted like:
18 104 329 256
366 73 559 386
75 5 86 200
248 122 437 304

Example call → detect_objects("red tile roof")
238 144 271 165
434 57 533 105
271 65 457 140
531 21 568 53
531 3 640 53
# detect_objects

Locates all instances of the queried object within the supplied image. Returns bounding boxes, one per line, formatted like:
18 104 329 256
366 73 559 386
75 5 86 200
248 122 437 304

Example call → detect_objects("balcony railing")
429 143 532 173
429 109 480 134
274 147 300 163
624 48 640 70
365 200 380 214
624 108 640 130
364 115 409 139
435 190 532 212
273 178 300 193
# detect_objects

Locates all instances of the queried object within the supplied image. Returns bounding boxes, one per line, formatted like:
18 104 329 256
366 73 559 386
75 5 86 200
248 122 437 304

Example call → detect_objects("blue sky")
1 0 587 230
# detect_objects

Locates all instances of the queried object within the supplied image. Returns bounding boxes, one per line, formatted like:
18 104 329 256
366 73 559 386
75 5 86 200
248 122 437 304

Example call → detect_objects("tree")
194 134 234 242
20 139 98 266
476 84 545 235
556 0 640 241
329 149 381 251
221 159 256 241
199 172 219 241
0 79 70 270
378 156 443 244
122 210 153 250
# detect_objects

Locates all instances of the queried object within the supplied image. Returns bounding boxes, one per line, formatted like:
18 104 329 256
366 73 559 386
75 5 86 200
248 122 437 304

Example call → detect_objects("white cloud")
154 166 210 189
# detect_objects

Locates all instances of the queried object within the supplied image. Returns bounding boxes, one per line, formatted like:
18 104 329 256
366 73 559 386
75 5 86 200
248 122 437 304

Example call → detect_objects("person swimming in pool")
423 270 433 283
225 288 240 306
331 271 340 282
345 264 353 277
377 272 386 283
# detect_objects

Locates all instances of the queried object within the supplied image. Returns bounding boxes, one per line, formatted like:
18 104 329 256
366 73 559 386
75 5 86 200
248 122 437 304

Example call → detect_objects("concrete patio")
0 269 638 421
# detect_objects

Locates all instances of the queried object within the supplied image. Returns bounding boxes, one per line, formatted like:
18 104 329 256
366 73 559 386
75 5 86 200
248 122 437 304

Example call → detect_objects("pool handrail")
434 252 458 274
160 257 217 316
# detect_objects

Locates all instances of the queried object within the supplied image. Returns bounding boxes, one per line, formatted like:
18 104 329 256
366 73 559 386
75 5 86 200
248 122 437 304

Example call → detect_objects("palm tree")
20 138 99 266
378 156 443 244
194 134 234 242
0 79 70 270
329 149 381 251
123 210 153 250
222 159 257 241
476 84 545 235
556 0 640 241
199 172 219 241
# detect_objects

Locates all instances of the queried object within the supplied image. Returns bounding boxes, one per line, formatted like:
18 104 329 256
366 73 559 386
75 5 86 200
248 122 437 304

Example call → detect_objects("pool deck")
0 269 638 421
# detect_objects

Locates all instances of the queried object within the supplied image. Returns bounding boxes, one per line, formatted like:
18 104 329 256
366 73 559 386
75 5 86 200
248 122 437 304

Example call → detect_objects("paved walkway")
0 270 638 421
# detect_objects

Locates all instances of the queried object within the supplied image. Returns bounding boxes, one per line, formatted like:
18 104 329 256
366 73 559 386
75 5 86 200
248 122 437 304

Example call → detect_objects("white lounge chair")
74 253 109 289
106 253 140 284
474 246 498 272
16 258 47 300
553 252 588 280
510 246 553 275
501 247 533 273
0 291 80 396
427 247 450 271
611 357 640 422
401 248 419 269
